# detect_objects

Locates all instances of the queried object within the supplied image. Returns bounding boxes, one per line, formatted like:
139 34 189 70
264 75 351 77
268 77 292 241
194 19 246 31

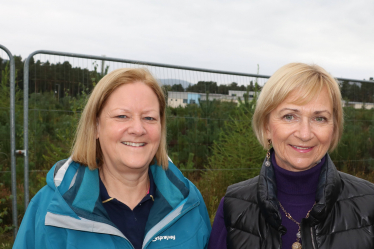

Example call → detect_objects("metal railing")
0 44 18 237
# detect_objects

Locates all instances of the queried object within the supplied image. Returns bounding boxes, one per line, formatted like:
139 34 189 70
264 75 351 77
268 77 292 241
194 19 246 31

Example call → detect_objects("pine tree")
197 99 265 222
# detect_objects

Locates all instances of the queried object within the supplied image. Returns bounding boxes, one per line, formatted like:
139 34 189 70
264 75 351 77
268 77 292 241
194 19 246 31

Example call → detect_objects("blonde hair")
71 68 168 170
252 63 343 152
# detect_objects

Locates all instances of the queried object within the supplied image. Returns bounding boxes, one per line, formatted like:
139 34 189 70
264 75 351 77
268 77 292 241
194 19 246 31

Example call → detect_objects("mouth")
290 145 314 152
122 142 146 147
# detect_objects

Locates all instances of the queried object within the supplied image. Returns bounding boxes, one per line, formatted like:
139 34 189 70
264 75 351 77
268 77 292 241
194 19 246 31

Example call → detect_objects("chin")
289 161 316 171
123 157 154 169
125 163 149 169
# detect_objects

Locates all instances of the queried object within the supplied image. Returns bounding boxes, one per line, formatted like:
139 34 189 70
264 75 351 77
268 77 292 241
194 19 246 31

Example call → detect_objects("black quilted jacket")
224 153 374 249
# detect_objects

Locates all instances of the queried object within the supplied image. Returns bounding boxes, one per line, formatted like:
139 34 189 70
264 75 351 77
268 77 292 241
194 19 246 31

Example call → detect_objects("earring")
265 140 272 167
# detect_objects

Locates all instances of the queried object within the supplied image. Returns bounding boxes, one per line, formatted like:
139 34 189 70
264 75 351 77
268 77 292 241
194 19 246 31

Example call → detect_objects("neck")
272 153 325 197
100 163 150 210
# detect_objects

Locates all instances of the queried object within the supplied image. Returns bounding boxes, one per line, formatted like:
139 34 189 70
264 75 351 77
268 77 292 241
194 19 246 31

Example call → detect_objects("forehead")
286 86 332 105
103 81 159 111
277 87 333 111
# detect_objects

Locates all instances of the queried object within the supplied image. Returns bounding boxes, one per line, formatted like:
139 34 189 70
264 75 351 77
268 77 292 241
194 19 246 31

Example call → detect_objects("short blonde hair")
252 63 343 152
71 68 168 170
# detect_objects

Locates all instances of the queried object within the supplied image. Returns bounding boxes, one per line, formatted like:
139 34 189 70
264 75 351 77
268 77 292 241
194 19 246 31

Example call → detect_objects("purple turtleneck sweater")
208 154 325 249
274 153 324 248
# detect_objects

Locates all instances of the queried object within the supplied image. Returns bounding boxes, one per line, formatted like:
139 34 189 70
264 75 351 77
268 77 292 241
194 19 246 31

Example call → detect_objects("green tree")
197 100 265 221
171 84 184 92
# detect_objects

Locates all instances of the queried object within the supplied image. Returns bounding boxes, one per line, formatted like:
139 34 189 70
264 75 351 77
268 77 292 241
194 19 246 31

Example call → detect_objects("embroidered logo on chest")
152 235 176 242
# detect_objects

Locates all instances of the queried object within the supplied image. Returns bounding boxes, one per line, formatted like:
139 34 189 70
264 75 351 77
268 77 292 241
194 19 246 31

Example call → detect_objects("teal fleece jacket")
13 158 211 249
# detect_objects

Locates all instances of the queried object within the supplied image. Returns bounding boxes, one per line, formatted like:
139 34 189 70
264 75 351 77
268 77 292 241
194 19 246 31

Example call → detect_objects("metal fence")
0 47 374 234
0 44 18 237
21 50 271 208
19 50 374 208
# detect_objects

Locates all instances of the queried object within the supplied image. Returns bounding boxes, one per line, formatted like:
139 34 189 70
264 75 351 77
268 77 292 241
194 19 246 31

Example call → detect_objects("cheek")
320 127 334 145
99 122 125 140
150 125 162 143
267 123 284 142
266 117 283 141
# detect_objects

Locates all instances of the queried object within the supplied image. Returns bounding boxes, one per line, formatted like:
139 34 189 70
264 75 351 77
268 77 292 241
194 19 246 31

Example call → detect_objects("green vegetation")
197 96 265 221
1 57 374 245
0 183 14 235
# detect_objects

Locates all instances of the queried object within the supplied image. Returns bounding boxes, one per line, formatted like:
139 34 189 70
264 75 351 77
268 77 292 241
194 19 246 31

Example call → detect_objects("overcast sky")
2 0 373 80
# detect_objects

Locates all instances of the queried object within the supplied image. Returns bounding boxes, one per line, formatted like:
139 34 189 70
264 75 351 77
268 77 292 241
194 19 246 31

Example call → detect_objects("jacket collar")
309 154 341 224
257 150 341 231
257 149 285 234
46 159 194 222
45 159 199 244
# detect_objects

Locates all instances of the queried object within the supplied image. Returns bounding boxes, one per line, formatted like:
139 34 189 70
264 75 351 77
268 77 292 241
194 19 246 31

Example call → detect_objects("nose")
128 117 146 135
295 118 313 141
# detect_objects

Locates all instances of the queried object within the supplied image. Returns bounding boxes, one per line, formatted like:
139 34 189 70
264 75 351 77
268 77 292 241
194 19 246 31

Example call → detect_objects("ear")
96 118 100 139
264 113 273 140
265 122 272 140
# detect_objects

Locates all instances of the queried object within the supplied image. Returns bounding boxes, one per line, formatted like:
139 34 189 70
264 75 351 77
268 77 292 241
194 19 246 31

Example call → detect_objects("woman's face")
266 87 334 172
97 81 161 172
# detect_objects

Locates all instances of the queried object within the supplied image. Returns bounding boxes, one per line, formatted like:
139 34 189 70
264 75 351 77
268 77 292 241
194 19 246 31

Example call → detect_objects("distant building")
167 90 256 108
168 91 374 110
342 101 374 110
167 92 200 108
228 90 255 99
199 93 236 102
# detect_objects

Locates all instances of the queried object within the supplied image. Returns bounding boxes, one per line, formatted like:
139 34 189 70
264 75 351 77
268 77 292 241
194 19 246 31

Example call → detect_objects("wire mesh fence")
0 49 11 173
20 52 374 180
0 44 18 238
335 77 374 175
24 53 269 174
0 49 374 237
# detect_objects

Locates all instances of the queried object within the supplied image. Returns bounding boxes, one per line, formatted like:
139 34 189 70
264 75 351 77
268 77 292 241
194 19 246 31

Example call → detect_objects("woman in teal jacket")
14 68 211 249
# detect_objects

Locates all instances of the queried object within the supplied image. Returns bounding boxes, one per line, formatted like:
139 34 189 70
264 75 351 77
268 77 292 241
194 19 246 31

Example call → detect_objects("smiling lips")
122 142 146 147
290 145 314 153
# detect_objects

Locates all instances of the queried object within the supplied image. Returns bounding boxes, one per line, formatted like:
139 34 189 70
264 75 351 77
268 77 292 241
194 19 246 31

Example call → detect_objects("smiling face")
96 81 161 172
266 87 334 172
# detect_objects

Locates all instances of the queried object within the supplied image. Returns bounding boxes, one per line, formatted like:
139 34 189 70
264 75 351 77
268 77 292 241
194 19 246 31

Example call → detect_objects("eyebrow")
112 108 159 114
279 108 332 115
280 108 299 113
314 110 332 115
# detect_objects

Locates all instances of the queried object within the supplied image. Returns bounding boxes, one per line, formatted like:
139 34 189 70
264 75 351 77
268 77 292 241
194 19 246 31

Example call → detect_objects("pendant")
292 242 302 249
296 231 301 238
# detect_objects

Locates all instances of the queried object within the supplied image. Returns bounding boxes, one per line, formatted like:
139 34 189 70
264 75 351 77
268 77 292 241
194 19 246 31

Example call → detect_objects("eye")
144 117 156 121
117 115 127 119
315 116 327 122
283 114 294 121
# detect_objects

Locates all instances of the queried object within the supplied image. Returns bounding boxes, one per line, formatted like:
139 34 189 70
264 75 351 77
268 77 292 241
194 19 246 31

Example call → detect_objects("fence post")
101 55 106 76
0 44 18 238
23 55 31 208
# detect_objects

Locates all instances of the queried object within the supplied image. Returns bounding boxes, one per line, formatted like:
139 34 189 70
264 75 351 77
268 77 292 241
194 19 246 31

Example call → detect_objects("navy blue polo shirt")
99 170 156 249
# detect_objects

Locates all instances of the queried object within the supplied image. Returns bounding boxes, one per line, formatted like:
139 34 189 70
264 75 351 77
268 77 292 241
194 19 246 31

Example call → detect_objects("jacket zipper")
142 201 199 249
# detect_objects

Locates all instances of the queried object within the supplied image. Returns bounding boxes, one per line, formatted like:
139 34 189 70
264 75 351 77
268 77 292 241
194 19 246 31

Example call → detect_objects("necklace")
278 201 315 249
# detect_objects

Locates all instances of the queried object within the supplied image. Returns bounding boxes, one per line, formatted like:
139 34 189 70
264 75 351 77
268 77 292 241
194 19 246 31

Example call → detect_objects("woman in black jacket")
208 63 374 249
